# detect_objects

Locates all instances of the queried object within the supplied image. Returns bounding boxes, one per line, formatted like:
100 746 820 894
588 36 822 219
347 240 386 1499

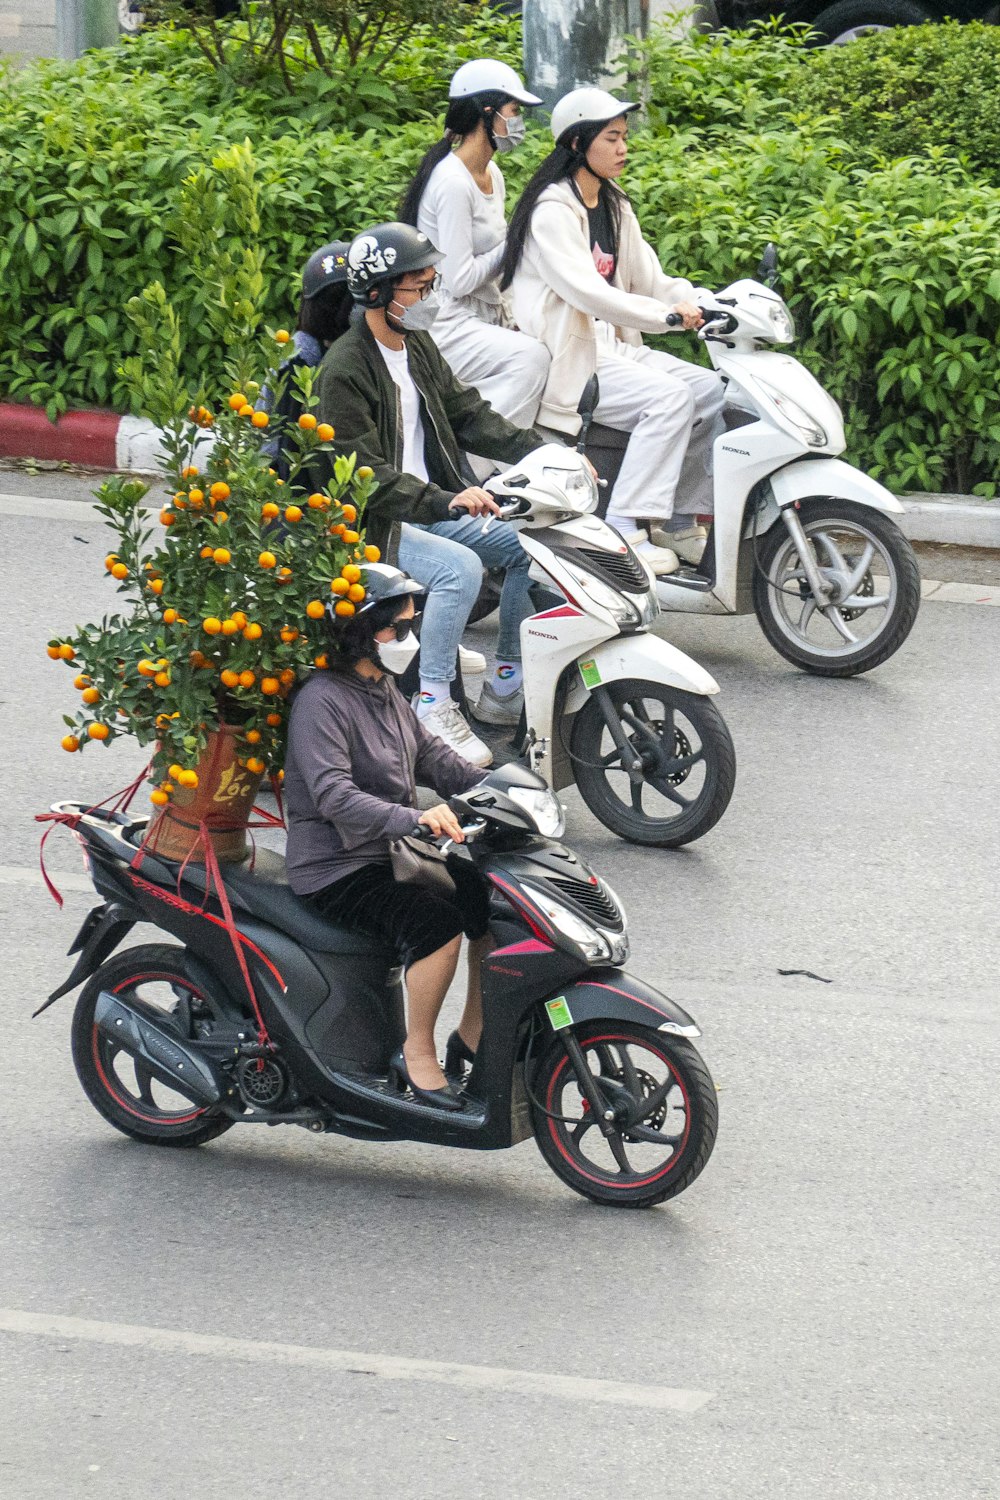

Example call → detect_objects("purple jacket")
284 669 484 894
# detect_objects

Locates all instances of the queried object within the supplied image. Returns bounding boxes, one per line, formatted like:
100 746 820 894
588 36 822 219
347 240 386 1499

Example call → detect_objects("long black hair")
296 282 353 346
498 121 626 293
399 90 513 227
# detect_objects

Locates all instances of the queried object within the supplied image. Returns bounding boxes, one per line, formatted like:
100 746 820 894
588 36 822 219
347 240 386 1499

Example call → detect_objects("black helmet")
302 240 350 300
324 563 425 633
346 222 444 308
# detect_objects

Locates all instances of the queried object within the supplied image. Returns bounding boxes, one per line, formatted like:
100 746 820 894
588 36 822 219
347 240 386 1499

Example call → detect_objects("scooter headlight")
768 300 795 343
527 889 610 963
542 465 598 512
755 378 827 448
566 567 639 627
507 785 566 839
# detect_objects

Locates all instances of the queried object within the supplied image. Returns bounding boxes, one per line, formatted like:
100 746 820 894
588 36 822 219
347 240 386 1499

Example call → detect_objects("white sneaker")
418 699 493 768
610 525 681 577
474 680 524 726
630 536 680 577
459 644 487 675
649 524 708 565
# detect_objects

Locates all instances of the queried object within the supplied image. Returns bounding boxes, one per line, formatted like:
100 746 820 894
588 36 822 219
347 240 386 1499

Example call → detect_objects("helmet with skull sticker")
346 222 444 309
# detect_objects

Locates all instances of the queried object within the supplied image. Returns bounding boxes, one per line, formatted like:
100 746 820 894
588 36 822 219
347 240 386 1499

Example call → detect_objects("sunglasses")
378 611 422 642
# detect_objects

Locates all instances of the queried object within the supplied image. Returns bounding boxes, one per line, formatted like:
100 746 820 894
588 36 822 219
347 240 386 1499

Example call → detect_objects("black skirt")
304 857 491 967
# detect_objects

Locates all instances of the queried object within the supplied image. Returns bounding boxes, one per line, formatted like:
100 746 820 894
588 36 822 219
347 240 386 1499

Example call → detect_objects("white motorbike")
589 246 921 677
482 445 736 849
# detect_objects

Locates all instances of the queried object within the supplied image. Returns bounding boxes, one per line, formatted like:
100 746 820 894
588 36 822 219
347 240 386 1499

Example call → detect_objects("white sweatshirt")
417 153 508 326
508 179 696 434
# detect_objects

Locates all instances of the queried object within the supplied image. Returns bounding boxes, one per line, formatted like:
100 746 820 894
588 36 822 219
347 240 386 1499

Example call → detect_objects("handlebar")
496 497 530 519
665 308 739 336
411 815 488 849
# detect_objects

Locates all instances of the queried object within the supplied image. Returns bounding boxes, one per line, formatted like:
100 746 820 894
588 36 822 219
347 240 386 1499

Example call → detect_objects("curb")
896 495 1000 550
0 402 213 475
0 401 997 547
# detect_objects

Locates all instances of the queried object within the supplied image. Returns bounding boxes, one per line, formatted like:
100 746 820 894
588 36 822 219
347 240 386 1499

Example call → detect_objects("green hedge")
636 18 1000 181
1 14 1000 493
0 11 522 420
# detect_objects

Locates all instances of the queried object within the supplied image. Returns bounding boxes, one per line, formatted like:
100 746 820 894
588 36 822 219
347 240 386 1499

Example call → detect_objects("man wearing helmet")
498 87 726 574
314 221 549 763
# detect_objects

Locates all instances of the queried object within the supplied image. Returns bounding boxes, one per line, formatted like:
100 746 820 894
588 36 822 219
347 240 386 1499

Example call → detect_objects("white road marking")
0 865 92 893
0 1308 714 1413
0 491 157 522
926 580 1000 606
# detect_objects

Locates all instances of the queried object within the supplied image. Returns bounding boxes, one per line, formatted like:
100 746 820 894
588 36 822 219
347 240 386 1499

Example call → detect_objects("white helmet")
550 87 639 145
449 58 542 106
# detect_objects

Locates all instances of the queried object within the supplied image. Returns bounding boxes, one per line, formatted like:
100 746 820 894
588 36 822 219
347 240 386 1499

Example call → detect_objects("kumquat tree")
45 142 378 844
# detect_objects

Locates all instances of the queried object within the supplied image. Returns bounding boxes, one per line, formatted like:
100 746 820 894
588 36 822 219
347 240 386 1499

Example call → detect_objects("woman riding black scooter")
283 564 490 1109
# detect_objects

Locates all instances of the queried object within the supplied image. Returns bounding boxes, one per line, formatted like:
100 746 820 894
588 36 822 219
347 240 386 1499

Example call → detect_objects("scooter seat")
187 848 393 958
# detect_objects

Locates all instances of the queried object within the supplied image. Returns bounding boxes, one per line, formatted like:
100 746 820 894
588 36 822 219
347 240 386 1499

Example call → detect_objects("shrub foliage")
1 12 999 493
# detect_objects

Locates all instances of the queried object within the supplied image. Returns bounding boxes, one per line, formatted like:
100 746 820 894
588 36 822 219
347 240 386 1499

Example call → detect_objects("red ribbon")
35 761 152 908
38 768 289 1051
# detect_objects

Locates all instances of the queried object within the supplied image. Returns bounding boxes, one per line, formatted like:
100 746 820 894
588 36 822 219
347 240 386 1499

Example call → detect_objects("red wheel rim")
545 1031 692 1190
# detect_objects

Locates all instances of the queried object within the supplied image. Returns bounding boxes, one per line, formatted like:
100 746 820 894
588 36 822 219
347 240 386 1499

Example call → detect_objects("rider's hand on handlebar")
449 487 501 518
671 301 704 332
418 804 466 843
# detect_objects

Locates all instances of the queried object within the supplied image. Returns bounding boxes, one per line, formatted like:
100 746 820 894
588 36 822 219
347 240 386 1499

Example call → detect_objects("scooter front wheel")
571 680 736 847
530 1021 718 1209
751 498 920 676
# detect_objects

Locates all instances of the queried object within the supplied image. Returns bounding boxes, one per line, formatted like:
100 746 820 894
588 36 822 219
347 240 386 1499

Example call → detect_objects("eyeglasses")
376 611 422 642
395 274 440 302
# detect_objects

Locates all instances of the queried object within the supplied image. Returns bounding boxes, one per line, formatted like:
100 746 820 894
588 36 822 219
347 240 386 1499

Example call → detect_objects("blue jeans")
396 523 483 685
422 514 532 663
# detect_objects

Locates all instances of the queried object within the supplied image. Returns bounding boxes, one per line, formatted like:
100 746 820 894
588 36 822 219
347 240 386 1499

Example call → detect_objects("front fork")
561 1030 622 1139
780 503 833 606
590 684 644 782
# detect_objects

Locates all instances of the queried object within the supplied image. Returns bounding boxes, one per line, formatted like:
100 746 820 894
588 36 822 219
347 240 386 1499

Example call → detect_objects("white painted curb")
897 495 1000 549
115 416 217 476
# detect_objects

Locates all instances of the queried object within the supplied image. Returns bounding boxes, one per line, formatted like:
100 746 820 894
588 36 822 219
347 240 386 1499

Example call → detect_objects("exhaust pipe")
94 991 224 1107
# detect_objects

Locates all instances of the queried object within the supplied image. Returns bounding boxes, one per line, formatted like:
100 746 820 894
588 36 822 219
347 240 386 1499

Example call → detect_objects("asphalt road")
2 481 997 1499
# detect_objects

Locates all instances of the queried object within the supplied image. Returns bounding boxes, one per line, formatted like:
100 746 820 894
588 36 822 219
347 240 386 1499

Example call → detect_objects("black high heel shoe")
444 1030 476 1084
388 1049 464 1112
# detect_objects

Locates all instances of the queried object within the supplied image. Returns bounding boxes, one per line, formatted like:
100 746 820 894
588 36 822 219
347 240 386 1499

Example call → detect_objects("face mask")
376 630 419 676
389 288 441 333
494 113 526 154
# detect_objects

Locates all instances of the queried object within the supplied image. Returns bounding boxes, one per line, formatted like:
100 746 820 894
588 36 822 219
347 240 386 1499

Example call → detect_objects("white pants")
430 310 550 431
596 343 726 523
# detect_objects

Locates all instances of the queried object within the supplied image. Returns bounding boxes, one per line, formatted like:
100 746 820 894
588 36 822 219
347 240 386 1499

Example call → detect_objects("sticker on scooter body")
578 658 602 690
545 996 573 1030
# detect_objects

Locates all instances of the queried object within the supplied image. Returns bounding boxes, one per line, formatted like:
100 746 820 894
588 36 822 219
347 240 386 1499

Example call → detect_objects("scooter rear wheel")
571 681 736 847
71 945 235 1147
529 1021 718 1209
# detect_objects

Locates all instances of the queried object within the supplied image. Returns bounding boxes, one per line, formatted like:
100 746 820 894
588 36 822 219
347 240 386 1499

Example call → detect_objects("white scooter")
593 245 921 677
482 445 736 848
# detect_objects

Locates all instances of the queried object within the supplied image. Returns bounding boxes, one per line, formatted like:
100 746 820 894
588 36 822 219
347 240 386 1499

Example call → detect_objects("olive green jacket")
314 316 545 560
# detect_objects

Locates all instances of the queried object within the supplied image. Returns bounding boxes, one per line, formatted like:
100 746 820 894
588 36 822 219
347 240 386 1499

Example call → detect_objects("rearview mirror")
578 374 599 424
576 374 599 453
757 243 779 289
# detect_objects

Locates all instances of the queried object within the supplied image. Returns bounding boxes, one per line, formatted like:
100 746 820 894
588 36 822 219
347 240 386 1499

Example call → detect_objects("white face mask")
389 289 441 333
494 113 526 154
376 630 420 676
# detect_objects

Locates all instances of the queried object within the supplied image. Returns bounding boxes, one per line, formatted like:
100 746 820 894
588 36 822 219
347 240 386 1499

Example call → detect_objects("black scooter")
41 765 717 1209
